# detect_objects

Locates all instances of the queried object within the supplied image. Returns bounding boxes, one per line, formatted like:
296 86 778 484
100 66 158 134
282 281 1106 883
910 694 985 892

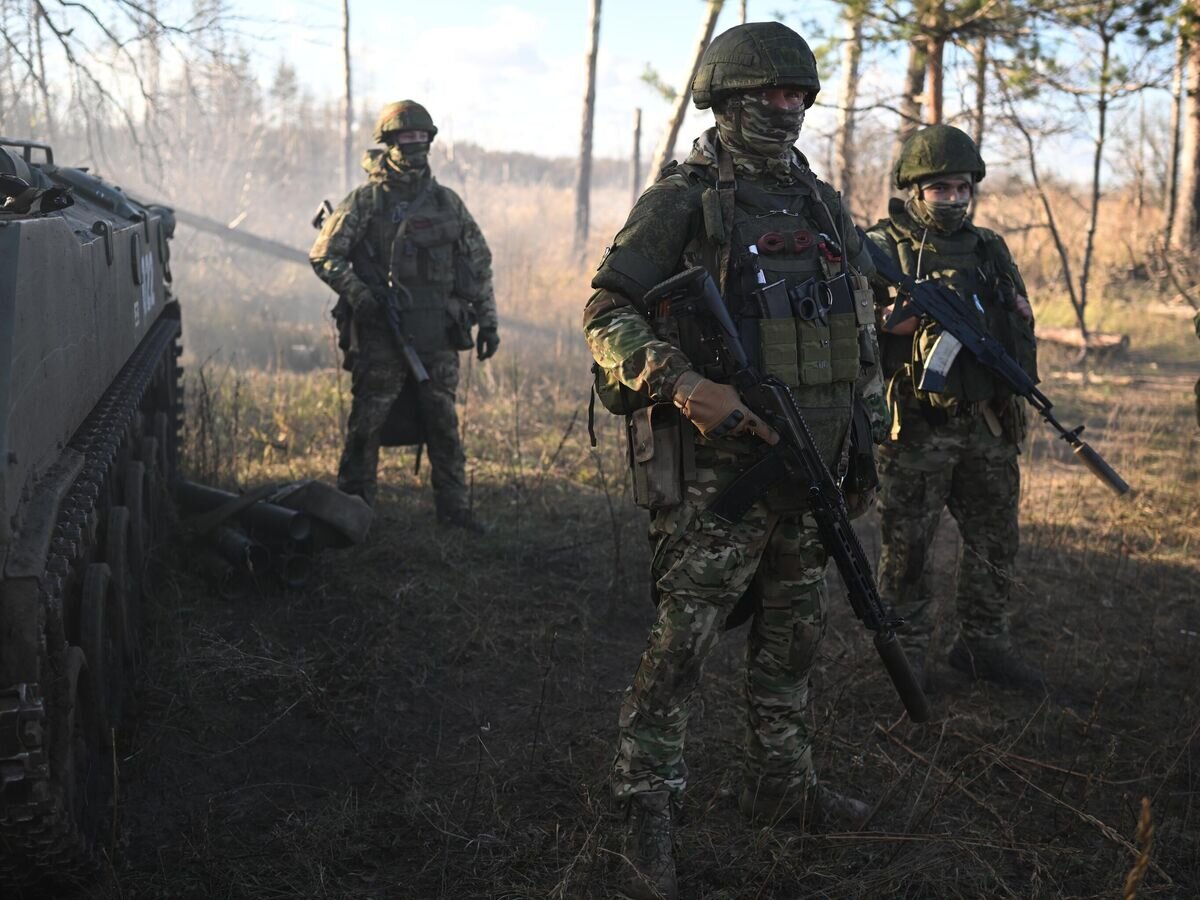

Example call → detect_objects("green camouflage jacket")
309 150 498 333
584 128 872 406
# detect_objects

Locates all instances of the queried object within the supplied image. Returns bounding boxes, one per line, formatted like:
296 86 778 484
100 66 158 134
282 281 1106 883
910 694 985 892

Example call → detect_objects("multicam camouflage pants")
337 332 467 511
875 407 1020 652
612 466 832 804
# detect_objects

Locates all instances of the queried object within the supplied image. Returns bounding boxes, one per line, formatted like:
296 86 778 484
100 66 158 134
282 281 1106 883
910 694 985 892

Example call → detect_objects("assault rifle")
858 228 1129 495
312 199 428 384
644 266 931 724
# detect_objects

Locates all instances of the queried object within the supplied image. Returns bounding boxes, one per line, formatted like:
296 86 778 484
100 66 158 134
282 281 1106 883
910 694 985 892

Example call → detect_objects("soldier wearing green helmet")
866 124 1043 692
584 21 882 899
311 101 499 531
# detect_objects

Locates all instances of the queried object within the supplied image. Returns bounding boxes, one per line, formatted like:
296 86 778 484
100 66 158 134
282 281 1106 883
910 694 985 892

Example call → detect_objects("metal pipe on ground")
274 553 312 590
214 525 270 575
176 480 312 543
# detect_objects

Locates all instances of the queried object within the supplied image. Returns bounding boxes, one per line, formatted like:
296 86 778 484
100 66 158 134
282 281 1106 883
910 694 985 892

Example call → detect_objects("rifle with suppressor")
643 266 931 724
858 227 1128 495
312 199 429 384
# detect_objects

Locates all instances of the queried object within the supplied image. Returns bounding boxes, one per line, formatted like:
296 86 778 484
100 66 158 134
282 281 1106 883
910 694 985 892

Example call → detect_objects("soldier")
584 23 880 900
866 125 1043 691
311 101 499 531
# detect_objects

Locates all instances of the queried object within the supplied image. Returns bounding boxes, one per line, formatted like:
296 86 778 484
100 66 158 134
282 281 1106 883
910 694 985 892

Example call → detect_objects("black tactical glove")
476 327 500 361
349 285 381 318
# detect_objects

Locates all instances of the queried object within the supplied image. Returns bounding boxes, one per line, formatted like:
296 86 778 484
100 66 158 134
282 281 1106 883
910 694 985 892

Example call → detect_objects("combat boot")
436 507 487 534
622 791 678 900
947 638 1046 692
739 781 871 831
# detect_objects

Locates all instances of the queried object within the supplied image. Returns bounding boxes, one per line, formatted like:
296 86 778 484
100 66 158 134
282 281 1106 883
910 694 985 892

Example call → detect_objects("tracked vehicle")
0 138 181 885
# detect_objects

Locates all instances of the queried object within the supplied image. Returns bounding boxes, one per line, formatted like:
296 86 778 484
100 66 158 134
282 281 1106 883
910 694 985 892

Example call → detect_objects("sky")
208 0 1170 183
244 1 828 160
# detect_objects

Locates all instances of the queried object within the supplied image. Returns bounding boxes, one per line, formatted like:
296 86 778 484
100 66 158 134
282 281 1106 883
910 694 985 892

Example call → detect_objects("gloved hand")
672 371 778 444
476 327 500 361
349 284 381 318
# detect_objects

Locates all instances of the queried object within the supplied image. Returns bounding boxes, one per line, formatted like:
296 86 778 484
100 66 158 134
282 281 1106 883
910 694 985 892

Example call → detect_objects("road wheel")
104 506 137 669
78 564 123 745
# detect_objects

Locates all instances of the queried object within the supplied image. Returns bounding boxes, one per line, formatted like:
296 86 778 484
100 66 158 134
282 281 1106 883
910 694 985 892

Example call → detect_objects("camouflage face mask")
913 197 969 234
386 142 430 171
715 93 805 161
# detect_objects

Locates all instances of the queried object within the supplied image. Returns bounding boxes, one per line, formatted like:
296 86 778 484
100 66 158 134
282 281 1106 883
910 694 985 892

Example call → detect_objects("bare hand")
1015 294 1033 320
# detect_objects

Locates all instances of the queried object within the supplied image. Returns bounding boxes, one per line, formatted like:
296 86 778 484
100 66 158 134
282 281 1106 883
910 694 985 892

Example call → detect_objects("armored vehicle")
0 138 181 884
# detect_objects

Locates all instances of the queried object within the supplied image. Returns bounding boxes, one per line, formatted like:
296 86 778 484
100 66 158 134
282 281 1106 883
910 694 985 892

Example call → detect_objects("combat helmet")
894 124 986 189
373 100 438 144
692 22 820 110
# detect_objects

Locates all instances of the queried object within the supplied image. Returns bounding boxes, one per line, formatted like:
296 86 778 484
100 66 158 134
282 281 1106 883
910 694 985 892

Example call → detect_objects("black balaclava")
384 130 432 180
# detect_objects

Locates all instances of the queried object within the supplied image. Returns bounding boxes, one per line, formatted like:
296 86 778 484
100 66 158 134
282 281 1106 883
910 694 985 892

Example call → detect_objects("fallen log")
1037 327 1129 356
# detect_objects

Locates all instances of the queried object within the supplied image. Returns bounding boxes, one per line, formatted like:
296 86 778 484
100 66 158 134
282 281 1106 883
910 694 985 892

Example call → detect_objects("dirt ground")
61 312 1200 900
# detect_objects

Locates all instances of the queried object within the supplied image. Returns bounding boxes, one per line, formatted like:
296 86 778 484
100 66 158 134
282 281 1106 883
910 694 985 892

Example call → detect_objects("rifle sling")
387 177 435 248
356 177 436 279
707 450 789 524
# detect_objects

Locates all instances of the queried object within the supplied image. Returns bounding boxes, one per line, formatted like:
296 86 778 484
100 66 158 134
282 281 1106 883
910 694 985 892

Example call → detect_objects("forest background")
1 1 1199 898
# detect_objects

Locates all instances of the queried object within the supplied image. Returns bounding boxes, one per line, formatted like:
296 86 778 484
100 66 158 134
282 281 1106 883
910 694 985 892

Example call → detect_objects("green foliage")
640 65 677 103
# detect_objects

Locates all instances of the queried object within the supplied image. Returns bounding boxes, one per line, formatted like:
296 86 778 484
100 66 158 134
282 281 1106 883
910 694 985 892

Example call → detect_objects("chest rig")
880 204 1015 410
364 178 465 352
666 146 873 397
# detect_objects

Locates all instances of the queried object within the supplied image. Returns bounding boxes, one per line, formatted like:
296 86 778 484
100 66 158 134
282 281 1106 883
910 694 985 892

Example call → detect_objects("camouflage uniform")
867 126 1036 658
311 109 497 512
587 126 875 808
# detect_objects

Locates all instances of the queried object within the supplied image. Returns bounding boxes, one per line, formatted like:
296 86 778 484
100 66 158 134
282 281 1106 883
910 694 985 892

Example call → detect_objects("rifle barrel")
1072 440 1131 495
875 632 932 723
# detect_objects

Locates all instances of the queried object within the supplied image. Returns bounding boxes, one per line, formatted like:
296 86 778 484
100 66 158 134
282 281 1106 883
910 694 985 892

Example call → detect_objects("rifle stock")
859 227 1130 496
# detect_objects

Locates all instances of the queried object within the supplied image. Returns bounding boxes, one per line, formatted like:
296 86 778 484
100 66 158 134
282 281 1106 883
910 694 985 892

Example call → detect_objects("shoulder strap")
390 178 435 243
715 139 737 294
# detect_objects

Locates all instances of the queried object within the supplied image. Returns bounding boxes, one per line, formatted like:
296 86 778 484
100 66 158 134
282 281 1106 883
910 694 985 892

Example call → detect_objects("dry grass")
73 180 1200 899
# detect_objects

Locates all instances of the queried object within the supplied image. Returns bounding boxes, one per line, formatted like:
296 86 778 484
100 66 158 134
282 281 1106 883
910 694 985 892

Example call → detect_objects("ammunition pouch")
445 295 476 352
627 403 693 510
999 395 1028 447
332 295 355 372
591 361 651 416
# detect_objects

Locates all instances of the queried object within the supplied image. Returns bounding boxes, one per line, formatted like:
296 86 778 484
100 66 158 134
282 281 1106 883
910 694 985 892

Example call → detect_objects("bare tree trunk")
922 1 946 125
1002 81 1082 330
631 106 642 208
33 2 53 142
925 40 945 124
341 0 353 193
146 0 160 125
971 36 987 150
575 0 602 256
1134 95 1146 255
740 0 747 23
834 9 864 217
1171 22 1190 247
643 0 724 193
886 39 928 213
1077 33 1115 341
